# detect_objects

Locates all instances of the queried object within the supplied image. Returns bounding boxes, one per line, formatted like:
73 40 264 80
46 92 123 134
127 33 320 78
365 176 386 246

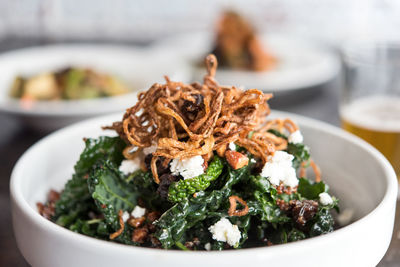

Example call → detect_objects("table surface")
0 39 399 267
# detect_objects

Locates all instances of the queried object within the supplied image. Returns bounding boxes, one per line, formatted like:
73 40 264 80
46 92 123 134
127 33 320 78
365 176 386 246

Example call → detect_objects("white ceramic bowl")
152 32 340 91
0 44 188 132
10 111 397 267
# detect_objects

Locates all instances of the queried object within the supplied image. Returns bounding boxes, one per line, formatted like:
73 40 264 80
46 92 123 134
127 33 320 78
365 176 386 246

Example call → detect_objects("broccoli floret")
168 156 223 203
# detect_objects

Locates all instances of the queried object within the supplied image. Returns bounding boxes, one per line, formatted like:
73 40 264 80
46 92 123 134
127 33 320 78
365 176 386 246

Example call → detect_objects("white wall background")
0 0 399 44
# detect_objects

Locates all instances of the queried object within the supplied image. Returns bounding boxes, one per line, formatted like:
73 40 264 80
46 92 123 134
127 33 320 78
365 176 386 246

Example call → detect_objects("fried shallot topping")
299 159 321 182
109 210 125 240
108 54 294 184
228 195 249 217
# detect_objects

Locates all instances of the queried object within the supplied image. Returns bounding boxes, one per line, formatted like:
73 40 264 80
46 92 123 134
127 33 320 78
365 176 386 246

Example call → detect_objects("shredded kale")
155 162 251 249
286 143 310 169
87 160 139 245
48 136 339 250
53 136 125 227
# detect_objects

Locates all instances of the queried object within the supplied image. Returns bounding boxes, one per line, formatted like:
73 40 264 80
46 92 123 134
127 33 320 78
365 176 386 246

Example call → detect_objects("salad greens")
42 133 339 250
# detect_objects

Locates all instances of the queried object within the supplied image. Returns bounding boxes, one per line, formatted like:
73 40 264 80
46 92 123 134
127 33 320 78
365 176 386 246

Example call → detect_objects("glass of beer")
340 41 400 178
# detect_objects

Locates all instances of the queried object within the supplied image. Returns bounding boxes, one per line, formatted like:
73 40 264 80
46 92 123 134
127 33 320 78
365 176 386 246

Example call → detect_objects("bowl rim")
10 110 398 258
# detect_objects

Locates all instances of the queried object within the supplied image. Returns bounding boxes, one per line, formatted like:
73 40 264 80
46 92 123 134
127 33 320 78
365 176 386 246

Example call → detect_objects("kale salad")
38 54 339 251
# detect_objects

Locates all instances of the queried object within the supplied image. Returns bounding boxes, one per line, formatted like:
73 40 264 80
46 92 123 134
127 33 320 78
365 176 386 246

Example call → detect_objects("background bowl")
10 111 397 267
0 44 188 132
152 32 340 91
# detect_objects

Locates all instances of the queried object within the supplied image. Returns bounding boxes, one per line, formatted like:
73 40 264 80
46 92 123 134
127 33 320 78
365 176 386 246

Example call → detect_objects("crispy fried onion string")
228 195 249 217
107 54 307 183
299 159 321 182
109 210 125 240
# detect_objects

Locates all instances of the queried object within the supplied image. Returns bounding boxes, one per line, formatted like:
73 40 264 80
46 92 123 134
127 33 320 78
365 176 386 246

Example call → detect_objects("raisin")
182 94 204 121
289 200 319 226
157 174 177 199
144 154 169 175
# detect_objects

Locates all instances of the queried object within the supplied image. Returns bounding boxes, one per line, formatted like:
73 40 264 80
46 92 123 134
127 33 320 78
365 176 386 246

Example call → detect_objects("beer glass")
340 41 400 178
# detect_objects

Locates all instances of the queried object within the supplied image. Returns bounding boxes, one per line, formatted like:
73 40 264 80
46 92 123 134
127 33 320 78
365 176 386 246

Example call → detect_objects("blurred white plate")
153 32 340 91
0 44 188 132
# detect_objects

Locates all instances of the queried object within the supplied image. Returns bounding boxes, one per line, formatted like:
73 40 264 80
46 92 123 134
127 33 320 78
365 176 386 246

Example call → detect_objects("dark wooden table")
0 39 399 266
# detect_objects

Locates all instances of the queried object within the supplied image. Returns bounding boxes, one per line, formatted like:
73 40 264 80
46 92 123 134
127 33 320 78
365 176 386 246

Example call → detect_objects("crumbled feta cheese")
319 192 333 205
122 211 130 222
260 151 298 187
337 208 354 226
170 155 204 180
131 206 146 218
288 130 303 144
208 218 241 247
228 142 236 151
204 243 211 251
119 158 141 175
143 145 157 155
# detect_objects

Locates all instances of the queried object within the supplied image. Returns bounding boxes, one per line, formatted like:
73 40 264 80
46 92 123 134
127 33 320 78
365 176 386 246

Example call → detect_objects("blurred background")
0 0 399 44
1 0 400 266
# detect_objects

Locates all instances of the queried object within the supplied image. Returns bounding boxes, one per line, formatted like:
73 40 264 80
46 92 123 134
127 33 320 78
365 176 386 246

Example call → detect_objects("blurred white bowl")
10 111 397 267
0 44 188 132
153 32 340 91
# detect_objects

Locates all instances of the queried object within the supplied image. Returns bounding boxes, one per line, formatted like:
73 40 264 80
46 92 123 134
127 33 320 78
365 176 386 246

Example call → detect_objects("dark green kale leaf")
53 136 125 227
309 209 335 237
286 143 310 169
75 136 126 178
168 156 224 203
155 162 251 249
245 175 289 224
53 175 95 227
287 228 306 242
87 160 139 245
297 177 328 200
126 170 164 210
249 194 290 224
69 218 111 239
87 161 137 226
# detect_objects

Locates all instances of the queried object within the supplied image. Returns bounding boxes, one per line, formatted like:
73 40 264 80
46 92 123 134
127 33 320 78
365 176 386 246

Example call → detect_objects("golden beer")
340 96 400 177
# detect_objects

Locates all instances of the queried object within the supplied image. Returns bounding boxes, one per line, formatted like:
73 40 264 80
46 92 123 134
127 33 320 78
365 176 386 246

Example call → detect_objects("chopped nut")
47 190 60 203
216 145 227 157
225 150 249 170
132 227 149 243
149 234 162 247
127 216 146 228
147 211 160 222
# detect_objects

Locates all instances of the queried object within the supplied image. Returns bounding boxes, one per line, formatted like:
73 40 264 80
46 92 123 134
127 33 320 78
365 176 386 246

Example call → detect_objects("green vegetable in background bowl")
9 67 130 101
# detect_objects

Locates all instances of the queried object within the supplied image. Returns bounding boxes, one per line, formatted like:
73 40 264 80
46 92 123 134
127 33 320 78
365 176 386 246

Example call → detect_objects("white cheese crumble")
204 243 211 251
143 145 157 155
319 192 333 205
260 151 298 187
337 208 354 226
122 211 130 222
288 130 303 144
170 155 204 180
131 206 146 218
119 158 141 175
208 218 241 247
228 142 236 151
